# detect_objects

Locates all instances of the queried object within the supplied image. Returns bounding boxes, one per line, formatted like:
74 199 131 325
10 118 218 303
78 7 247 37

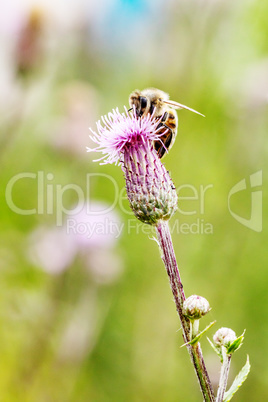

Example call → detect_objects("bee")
129 88 204 158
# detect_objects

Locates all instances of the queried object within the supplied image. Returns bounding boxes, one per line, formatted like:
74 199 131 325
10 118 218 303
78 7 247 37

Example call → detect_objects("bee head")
129 90 150 117
142 88 170 115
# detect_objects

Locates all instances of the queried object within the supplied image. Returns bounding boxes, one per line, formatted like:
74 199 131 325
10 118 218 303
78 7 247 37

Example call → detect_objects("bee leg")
149 104 156 115
162 123 171 130
162 111 168 122
157 130 173 159
156 112 168 130
157 144 167 159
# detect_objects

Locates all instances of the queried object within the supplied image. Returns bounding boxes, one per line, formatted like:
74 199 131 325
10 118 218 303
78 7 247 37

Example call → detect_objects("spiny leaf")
227 330 245 355
223 355 250 402
207 336 223 362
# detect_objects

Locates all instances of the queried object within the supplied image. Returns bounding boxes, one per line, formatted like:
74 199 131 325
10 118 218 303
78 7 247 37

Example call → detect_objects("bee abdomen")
165 112 176 129
167 121 176 129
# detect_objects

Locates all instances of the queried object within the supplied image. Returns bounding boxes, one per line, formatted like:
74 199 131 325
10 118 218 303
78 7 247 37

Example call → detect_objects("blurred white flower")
238 59 268 110
0 0 25 38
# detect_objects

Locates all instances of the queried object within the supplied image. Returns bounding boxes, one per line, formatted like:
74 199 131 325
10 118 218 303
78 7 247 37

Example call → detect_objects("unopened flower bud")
183 295 210 320
213 327 236 348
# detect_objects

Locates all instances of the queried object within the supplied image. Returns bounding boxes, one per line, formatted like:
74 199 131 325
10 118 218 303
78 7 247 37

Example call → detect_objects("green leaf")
207 336 223 362
227 330 245 355
223 356 250 402
181 321 216 347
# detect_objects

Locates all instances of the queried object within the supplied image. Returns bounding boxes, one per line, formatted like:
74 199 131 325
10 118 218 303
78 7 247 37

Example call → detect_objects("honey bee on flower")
129 88 204 158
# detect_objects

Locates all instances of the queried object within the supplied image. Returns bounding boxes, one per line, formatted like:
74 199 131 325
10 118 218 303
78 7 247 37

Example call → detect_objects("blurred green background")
0 0 267 401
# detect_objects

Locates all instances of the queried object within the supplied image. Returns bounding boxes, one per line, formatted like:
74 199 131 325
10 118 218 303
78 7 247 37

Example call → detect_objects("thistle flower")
88 106 216 401
88 107 178 224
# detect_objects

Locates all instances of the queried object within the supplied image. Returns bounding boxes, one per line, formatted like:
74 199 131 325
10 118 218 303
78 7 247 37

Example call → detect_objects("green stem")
216 348 232 402
156 220 215 402
192 319 200 339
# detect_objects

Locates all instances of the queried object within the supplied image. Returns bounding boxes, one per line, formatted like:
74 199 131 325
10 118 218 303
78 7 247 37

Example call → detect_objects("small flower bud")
213 327 236 348
183 295 210 320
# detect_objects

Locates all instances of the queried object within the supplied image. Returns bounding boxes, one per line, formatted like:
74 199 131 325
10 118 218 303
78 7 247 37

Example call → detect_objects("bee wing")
162 100 205 117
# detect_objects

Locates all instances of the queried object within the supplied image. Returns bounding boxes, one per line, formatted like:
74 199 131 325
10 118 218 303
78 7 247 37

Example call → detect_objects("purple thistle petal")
88 107 165 165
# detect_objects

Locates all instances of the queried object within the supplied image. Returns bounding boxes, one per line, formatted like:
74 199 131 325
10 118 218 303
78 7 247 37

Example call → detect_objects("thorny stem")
156 220 215 402
216 348 232 402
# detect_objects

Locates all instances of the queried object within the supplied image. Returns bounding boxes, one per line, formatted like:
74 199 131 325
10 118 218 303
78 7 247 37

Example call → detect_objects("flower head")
87 107 163 165
88 107 178 225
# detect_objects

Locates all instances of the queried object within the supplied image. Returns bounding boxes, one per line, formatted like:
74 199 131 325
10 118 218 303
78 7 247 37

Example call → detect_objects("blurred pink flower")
57 290 98 362
28 226 76 274
65 201 122 249
28 200 123 280
84 249 123 285
48 82 100 157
